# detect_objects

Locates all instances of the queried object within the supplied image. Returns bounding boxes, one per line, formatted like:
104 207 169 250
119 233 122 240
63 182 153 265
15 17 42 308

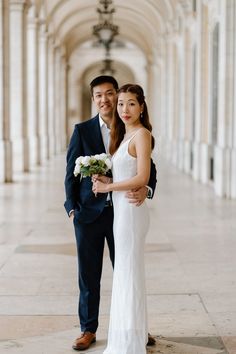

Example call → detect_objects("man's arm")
125 158 157 206
147 158 157 198
64 125 83 216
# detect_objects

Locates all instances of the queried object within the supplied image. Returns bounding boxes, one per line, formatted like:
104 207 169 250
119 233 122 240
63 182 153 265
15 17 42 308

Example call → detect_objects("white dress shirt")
99 115 110 153
99 115 111 202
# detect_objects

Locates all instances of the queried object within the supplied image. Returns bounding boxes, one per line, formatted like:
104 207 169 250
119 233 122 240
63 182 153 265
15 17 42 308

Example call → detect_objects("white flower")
74 164 81 177
100 153 107 159
74 153 112 178
75 156 83 164
105 158 112 169
81 156 91 166
94 153 107 160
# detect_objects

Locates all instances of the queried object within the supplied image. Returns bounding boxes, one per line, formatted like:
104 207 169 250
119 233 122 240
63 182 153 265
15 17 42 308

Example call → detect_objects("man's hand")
125 186 148 206
69 211 75 219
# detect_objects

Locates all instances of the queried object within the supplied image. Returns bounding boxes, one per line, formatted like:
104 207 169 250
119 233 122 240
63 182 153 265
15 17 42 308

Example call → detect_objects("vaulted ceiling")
34 0 192 58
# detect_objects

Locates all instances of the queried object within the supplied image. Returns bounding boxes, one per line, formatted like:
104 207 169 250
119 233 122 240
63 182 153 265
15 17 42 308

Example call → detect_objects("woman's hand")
92 174 111 184
92 180 110 195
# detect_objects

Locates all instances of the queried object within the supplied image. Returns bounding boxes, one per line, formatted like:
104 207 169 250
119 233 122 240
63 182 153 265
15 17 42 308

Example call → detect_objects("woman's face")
117 92 143 127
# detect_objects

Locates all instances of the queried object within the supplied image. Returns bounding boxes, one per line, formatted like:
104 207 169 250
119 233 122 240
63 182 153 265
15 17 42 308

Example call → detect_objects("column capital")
27 16 39 28
185 13 197 33
178 0 192 14
9 0 31 11
38 20 49 38
27 3 38 25
9 0 31 4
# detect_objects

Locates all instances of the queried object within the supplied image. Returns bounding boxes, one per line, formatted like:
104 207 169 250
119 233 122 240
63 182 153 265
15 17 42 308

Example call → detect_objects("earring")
140 112 143 119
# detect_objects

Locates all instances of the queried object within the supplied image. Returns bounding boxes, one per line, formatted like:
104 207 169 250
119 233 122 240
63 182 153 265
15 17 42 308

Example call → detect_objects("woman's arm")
93 129 151 194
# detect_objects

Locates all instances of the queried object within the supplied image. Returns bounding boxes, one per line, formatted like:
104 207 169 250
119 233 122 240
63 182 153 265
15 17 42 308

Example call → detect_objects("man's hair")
90 75 119 95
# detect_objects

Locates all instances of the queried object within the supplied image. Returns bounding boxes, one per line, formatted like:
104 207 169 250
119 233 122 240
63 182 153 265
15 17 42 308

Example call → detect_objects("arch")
80 59 136 87
39 0 171 57
69 38 147 87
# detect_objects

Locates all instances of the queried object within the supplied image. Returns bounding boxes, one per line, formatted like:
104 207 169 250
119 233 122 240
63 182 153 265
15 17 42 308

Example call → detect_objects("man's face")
92 82 117 120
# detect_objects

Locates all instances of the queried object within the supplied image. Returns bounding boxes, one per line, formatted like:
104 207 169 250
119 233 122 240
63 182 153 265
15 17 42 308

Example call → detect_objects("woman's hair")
109 84 155 155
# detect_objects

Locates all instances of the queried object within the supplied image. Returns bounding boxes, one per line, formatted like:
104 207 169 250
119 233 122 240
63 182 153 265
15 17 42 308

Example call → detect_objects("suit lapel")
92 115 106 153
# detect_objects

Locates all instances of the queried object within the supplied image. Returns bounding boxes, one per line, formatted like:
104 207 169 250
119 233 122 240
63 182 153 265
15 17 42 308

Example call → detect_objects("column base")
177 139 184 171
163 138 172 162
39 135 49 162
171 139 178 166
200 143 213 184
214 146 231 198
231 148 236 198
0 140 13 182
183 140 192 174
48 135 55 158
28 136 40 167
192 141 201 181
12 137 28 173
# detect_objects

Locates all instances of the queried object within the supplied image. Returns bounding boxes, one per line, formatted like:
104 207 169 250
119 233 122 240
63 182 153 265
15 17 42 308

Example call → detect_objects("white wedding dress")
103 132 150 354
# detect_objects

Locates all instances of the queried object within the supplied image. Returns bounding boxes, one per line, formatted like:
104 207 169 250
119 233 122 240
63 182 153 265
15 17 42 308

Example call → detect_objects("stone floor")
0 154 236 354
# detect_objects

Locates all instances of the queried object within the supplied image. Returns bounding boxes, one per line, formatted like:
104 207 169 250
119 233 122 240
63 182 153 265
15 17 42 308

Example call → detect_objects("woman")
92 84 155 354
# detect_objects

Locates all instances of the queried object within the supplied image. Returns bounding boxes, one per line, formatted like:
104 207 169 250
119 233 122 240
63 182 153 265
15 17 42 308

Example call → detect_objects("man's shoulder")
75 115 99 130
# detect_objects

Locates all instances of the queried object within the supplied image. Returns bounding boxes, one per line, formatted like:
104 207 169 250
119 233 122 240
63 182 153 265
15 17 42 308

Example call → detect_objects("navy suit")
64 114 157 333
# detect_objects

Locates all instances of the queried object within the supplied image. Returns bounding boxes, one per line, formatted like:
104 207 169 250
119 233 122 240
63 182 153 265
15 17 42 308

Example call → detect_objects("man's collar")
99 115 110 129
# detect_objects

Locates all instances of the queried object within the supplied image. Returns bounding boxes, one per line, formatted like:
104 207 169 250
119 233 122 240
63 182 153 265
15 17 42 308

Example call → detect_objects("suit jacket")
64 114 157 223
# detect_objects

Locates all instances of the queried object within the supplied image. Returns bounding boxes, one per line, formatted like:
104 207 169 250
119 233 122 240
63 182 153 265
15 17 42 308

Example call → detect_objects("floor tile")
0 155 235 354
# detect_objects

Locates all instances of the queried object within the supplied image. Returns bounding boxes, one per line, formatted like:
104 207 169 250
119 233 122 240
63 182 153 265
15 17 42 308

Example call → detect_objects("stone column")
172 41 178 166
146 55 159 160
214 0 227 197
0 0 12 182
200 3 213 184
59 50 67 152
27 5 39 167
52 45 67 154
176 36 185 171
9 0 30 173
216 0 236 199
67 66 79 140
38 22 49 161
232 1 236 198
65 63 70 146
54 45 67 154
192 0 203 181
158 40 166 147
165 32 175 161
47 36 56 157
183 23 195 174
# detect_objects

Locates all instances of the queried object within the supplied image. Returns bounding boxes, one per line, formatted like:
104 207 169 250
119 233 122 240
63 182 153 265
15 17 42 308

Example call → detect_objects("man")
64 75 157 351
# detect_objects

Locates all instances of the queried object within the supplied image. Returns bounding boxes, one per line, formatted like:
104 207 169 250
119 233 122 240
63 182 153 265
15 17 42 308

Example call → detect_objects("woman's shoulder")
131 127 152 150
135 127 151 139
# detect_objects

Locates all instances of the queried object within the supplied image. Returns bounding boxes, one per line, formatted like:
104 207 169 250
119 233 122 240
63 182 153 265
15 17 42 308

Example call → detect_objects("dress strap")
120 128 144 147
128 128 144 142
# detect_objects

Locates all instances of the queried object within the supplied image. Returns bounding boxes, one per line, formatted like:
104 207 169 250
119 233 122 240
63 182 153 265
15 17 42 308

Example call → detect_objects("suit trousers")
73 205 114 333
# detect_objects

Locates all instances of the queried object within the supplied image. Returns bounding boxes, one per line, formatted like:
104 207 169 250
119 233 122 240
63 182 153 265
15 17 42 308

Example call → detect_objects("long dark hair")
109 84 155 155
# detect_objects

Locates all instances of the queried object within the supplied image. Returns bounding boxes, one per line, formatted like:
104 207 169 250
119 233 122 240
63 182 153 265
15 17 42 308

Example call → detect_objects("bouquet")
74 153 112 179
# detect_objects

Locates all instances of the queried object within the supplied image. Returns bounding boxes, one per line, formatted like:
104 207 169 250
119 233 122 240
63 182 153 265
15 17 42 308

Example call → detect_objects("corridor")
0 154 235 354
